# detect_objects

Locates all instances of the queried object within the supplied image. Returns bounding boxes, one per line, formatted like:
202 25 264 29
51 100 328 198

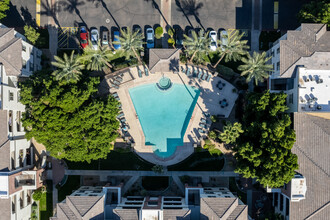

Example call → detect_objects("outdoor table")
220 100 228 107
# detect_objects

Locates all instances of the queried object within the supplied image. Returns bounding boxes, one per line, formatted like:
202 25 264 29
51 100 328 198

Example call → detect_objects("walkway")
65 169 239 178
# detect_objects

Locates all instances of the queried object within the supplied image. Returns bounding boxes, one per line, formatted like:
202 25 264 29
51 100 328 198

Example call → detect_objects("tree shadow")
144 0 170 27
87 0 120 28
20 6 37 27
39 0 61 27
58 0 87 25
175 0 205 30
1 2 27 27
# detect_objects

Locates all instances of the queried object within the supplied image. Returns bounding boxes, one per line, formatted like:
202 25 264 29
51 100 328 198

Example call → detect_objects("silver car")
90 29 99 50
102 30 109 46
220 30 228 51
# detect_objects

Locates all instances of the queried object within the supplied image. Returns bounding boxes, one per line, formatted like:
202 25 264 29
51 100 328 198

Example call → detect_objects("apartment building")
51 184 248 219
267 23 330 113
0 24 44 220
267 23 330 219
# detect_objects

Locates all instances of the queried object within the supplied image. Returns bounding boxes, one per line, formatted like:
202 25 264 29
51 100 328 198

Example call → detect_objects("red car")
79 26 88 49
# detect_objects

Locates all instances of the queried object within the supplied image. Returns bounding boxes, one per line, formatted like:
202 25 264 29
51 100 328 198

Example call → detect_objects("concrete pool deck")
107 64 238 166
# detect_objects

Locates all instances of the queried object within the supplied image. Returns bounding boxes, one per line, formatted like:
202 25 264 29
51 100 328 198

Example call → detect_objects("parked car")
79 26 88 49
90 28 99 50
209 30 217 51
133 26 143 47
113 31 121 50
220 30 228 51
175 28 183 47
102 30 109 46
146 28 154 48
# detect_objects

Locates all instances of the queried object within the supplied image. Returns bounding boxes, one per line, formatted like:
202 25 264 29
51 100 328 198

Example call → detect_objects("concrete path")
65 169 239 177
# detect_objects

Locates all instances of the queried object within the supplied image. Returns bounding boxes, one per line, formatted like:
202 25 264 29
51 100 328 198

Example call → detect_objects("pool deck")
108 64 238 166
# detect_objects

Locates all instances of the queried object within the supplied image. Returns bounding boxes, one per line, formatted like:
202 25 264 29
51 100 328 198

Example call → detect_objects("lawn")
168 151 224 171
142 177 169 191
57 175 81 202
39 180 53 220
229 177 247 204
66 151 154 171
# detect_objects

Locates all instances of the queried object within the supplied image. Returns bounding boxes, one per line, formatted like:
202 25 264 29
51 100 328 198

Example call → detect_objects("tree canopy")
20 69 120 163
24 25 40 45
298 0 330 25
0 0 10 20
233 91 298 188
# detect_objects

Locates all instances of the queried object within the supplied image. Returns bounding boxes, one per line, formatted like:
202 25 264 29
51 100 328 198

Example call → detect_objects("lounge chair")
193 68 198 77
197 70 203 79
116 77 123 82
181 66 186 74
202 72 207 80
116 112 124 118
199 123 207 129
115 96 120 101
206 73 211 82
138 69 142 78
145 67 149 76
200 118 207 123
110 83 119 89
117 103 122 108
187 67 192 76
112 92 118 98
198 128 205 134
120 118 126 123
113 80 120 85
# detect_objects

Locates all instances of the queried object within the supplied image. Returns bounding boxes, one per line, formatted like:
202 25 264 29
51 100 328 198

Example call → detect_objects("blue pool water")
129 83 200 158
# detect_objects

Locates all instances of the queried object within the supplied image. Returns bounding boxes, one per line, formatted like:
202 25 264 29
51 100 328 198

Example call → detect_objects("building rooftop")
298 68 330 112
148 48 180 73
279 23 330 76
289 113 330 219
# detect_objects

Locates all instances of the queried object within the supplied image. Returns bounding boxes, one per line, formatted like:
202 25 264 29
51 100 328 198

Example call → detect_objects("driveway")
56 0 161 30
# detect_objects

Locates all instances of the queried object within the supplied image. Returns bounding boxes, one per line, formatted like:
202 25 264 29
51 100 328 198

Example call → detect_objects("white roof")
298 68 330 112
290 176 307 202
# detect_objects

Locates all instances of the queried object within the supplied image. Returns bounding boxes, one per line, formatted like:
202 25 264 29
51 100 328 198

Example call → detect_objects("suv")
79 26 88 49
146 28 154 48
220 30 228 51
102 30 109 46
113 31 121 50
209 31 217 51
90 29 99 50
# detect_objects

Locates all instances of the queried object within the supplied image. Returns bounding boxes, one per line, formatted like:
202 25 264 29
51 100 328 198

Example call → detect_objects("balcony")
15 174 35 188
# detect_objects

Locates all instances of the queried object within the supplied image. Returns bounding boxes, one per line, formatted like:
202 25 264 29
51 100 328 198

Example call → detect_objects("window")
289 94 293 104
9 91 14 101
22 59 26 69
29 62 34 72
277 62 280 71
286 198 290 216
17 91 20 101
280 194 284 211
271 50 274 57
22 44 26 52
277 47 280 54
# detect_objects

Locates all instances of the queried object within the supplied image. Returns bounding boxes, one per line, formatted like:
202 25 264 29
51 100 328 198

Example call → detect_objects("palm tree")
114 27 144 64
183 30 211 63
213 29 249 68
219 122 243 144
51 51 84 83
238 51 273 86
79 42 113 71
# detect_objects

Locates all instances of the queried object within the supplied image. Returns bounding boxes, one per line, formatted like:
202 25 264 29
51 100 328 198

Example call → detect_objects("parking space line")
36 0 41 26
58 27 78 48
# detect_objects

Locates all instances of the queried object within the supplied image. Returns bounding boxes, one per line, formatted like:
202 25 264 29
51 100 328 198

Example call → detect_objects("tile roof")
200 197 248 219
57 203 79 220
66 196 103 217
148 49 180 73
279 24 330 76
113 208 139 220
0 27 22 76
0 110 10 172
289 113 330 220
163 209 191 219
0 199 10 220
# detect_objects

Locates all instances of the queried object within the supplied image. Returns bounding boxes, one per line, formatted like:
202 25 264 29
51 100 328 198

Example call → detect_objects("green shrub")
155 27 163 39
167 28 174 38
208 131 217 140
32 188 43 201
180 53 187 63
211 115 218 123
168 38 175 47
24 25 40 45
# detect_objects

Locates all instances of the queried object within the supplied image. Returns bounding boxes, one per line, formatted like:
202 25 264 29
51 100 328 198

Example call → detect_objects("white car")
90 29 99 50
146 28 154 48
209 31 217 51
220 30 228 51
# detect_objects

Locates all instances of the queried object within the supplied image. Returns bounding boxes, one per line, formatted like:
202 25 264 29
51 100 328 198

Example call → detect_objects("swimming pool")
129 83 200 158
